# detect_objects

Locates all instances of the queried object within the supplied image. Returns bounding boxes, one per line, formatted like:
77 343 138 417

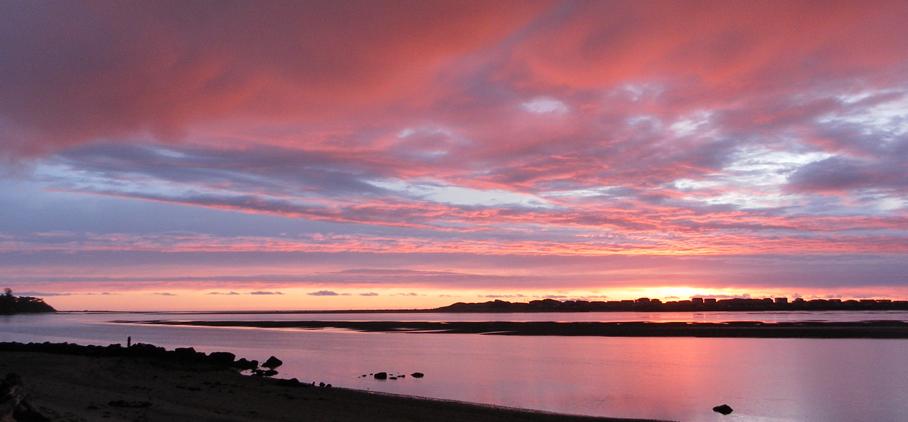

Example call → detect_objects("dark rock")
207 351 236 366
713 404 733 415
253 369 278 377
174 347 207 363
108 400 152 408
262 356 283 369
127 343 167 357
173 347 197 357
318 382 325 387
275 378 300 387
233 358 258 371
411 372 424 378
373 372 388 380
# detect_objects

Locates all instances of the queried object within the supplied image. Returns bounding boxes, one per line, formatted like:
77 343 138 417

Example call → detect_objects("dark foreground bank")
127 319 908 338
0 342 664 422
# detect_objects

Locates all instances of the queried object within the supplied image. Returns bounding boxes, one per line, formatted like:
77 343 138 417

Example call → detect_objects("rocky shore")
0 342 664 422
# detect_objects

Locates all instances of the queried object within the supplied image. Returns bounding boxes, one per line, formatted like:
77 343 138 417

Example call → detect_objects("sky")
1 0 907 310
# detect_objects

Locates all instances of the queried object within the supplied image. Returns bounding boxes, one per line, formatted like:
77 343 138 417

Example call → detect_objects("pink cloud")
1 1 907 302
0 1 547 156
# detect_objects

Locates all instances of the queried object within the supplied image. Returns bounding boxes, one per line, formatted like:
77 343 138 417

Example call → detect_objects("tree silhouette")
0 289 55 314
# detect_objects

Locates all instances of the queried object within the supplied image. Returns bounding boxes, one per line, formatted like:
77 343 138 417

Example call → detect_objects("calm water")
3 311 908 421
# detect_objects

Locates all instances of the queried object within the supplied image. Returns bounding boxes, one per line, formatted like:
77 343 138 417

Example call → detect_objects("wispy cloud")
207 291 240 296
307 290 341 296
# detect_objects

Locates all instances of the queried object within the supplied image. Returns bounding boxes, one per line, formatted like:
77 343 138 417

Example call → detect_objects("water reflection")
3 312 908 421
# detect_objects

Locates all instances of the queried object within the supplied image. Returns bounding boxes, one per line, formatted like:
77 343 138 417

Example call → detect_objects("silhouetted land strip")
432 297 908 313
0 289 55 314
79 297 908 315
0 342 661 422
130 320 908 338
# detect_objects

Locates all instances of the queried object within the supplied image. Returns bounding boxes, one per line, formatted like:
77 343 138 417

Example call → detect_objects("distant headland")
432 297 908 313
110 296 908 315
0 289 55 314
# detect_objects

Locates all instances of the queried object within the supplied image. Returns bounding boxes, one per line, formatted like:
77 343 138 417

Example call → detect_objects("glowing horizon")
1 1 907 310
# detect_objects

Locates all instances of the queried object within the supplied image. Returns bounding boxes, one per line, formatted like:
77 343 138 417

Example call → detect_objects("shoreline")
125 320 908 338
52 307 908 314
0 342 665 422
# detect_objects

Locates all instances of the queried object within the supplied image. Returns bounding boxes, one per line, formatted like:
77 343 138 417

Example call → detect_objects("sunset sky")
1 1 907 310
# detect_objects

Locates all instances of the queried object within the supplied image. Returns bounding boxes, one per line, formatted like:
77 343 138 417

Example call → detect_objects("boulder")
253 369 278 377
233 358 258 371
275 378 300 387
262 356 283 369
712 404 733 415
411 372 424 378
373 372 388 380
173 347 196 357
126 343 167 357
207 352 236 366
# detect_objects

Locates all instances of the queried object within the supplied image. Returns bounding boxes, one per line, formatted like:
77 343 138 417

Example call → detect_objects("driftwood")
0 374 48 422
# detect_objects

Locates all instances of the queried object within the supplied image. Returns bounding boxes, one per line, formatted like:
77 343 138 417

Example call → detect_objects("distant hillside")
0 289 55 314
433 297 908 313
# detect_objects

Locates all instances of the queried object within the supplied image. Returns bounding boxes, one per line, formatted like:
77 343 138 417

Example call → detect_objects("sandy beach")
0 348 664 422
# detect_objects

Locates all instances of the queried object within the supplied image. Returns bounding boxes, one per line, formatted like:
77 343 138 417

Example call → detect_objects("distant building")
636 297 651 304
691 297 704 304
774 297 788 305
704 298 717 304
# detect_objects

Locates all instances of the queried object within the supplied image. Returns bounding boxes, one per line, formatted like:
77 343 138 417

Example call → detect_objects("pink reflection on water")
4 312 908 421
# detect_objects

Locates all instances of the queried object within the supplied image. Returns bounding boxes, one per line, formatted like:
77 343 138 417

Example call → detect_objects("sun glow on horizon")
28 284 908 312
2 2 907 307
